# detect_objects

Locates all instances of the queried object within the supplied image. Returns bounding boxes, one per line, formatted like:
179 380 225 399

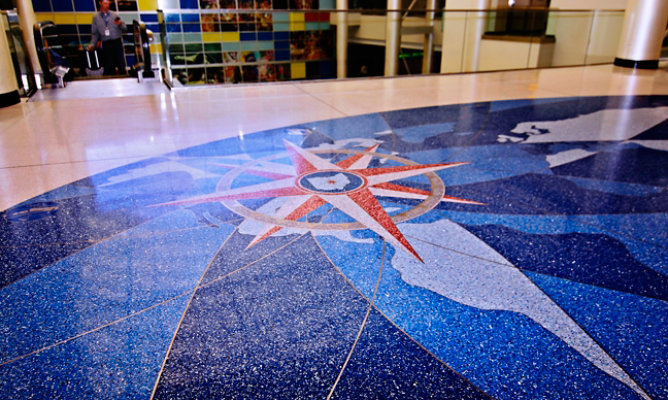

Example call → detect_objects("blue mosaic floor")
1 95 667 400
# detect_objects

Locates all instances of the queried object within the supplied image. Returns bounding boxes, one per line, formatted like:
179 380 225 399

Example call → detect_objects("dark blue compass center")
298 171 365 194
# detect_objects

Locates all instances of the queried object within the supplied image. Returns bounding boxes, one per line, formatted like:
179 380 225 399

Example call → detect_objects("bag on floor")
85 50 104 76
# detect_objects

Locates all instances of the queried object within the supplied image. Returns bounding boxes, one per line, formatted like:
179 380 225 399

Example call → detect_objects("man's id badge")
104 28 110 36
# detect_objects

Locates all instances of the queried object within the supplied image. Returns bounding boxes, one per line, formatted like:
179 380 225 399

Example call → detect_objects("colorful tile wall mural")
31 0 335 84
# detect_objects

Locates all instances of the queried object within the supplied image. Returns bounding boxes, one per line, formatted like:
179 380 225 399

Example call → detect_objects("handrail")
132 20 155 81
33 20 70 87
156 7 628 87
154 8 625 13
157 10 172 89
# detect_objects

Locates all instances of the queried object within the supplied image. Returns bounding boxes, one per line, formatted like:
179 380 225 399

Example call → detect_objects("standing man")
88 0 127 75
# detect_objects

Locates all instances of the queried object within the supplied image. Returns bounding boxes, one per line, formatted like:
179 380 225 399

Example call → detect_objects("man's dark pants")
101 38 126 76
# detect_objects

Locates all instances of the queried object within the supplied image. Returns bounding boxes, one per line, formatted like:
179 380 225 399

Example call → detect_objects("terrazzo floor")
0 65 666 400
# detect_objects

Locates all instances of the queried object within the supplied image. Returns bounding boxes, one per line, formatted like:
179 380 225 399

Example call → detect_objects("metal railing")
133 20 156 81
147 7 626 87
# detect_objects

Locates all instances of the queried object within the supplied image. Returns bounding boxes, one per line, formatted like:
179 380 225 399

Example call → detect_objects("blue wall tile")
275 50 290 61
257 31 271 41
240 32 256 41
180 13 199 22
274 31 289 40
167 23 182 32
32 0 52 12
181 14 201 32
51 0 73 11
74 0 96 12
77 23 91 34
140 13 158 22
274 40 289 50
320 60 335 78
179 0 198 8
58 24 78 34
165 13 180 22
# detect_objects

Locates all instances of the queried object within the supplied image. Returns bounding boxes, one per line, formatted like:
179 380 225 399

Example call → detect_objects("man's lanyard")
102 12 111 36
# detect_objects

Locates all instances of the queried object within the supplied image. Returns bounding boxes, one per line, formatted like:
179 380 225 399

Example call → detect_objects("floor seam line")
294 84 350 118
148 225 239 400
199 232 309 289
324 240 386 400
0 291 192 368
0 210 225 290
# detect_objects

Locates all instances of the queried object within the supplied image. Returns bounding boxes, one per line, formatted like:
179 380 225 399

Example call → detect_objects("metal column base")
0 90 20 108
613 57 659 69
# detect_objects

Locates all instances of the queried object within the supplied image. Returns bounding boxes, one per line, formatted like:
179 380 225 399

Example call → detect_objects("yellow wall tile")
35 13 54 22
53 13 77 24
291 62 305 79
289 13 305 31
221 32 239 42
202 33 221 43
289 12 304 22
289 22 305 31
150 43 162 54
137 0 158 11
76 13 96 24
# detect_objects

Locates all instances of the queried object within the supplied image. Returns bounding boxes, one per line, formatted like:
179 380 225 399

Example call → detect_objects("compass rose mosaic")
157 141 481 261
0 96 666 400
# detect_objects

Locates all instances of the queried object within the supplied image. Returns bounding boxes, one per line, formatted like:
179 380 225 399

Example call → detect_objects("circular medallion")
297 170 366 194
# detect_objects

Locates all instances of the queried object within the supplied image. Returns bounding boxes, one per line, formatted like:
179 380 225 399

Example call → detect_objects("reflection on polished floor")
0 65 667 400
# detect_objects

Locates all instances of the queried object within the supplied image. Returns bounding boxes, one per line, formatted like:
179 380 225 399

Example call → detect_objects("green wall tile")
204 43 222 52
185 43 203 52
319 0 334 9
273 22 289 31
256 41 273 51
182 32 202 42
222 41 241 51
167 32 184 43
123 13 141 21
239 41 257 51
273 12 289 22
